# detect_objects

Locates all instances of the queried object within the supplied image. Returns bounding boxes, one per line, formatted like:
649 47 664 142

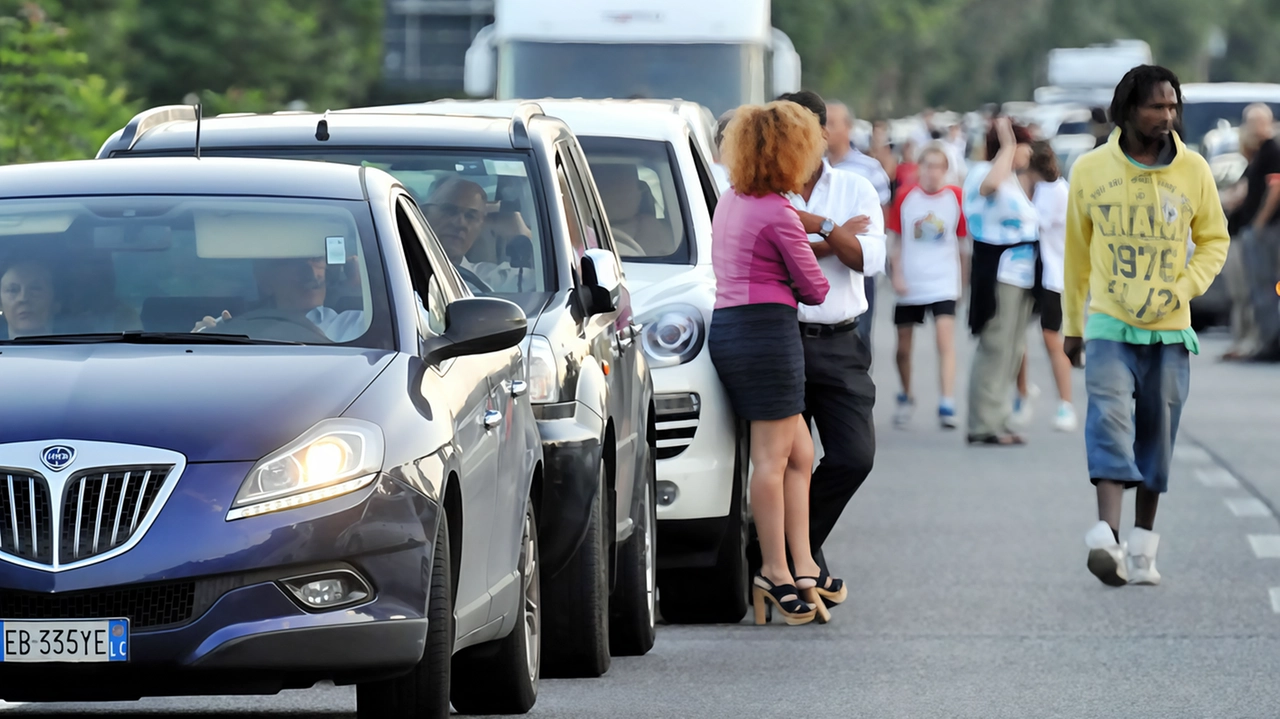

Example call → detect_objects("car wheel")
608 442 657 656
541 460 611 677
657 427 749 624
452 500 540 714
356 512 452 719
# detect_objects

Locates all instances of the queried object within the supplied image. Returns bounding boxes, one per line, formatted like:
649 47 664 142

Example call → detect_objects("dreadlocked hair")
1108 64 1183 134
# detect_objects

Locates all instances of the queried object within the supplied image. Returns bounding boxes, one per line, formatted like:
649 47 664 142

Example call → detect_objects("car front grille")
0 474 55 565
654 393 701 460
0 581 196 629
59 467 170 565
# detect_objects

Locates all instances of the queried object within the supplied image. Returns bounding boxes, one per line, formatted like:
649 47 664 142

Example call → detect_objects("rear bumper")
533 400 605 577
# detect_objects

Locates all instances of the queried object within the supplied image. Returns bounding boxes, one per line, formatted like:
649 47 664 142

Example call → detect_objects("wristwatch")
818 217 835 239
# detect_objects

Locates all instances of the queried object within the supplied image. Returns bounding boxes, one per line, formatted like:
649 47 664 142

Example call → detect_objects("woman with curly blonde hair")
709 101 836 626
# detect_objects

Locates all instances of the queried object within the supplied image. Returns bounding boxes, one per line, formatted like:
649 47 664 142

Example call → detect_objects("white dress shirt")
460 257 532 293
306 306 367 343
788 161 887 325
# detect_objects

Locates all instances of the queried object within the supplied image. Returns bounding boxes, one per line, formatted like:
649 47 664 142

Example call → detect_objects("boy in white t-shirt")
887 144 967 428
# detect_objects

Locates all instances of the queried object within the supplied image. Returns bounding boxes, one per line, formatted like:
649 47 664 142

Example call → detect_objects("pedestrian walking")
708 100 842 625
825 100 893 355
1065 65 1229 586
776 91 885 588
887 142 966 429
1011 140 1078 432
963 117 1039 445
1223 103 1280 361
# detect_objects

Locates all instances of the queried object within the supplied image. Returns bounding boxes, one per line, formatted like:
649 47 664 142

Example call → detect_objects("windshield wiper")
0 331 302 346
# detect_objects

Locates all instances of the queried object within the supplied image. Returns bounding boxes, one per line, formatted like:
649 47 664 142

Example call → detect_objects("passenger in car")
592 164 676 256
424 176 534 292
0 258 59 339
192 256 365 342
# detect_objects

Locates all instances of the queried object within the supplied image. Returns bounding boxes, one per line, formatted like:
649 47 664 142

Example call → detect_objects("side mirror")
423 296 527 364
770 28 802 95
581 248 622 315
463 24 497 97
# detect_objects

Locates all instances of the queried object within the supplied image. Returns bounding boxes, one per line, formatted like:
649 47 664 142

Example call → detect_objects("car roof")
1181 83 1280 103
0 157 372 200
364 99 694 145
116 111 524 155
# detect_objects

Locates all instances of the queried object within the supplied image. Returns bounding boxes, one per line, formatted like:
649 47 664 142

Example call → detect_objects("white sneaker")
1126 528 1161 585
1054 402 1078 432
894 393 914 428
1084 521 1128 587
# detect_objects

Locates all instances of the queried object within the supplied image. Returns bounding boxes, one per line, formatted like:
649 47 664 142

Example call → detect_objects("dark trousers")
802 327 877 566
856 276 876 357
1243 225 1280 354
745 324 877 577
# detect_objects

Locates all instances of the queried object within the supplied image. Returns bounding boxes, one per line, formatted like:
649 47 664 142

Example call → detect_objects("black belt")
799 318 859 338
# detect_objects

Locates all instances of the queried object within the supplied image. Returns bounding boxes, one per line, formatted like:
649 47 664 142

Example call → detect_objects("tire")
452 501 540 715
356 512 452 719
541 460 611 678
657 426 749 624
608 443 657 656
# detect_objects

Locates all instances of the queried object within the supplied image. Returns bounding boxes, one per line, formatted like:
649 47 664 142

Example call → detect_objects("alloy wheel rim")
521 510 540 681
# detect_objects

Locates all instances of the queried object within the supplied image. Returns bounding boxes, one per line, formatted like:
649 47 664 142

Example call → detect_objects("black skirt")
708 303 806 421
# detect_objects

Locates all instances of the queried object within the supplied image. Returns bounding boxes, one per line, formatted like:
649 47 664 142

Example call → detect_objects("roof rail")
510 102 544 149
99 105 199 156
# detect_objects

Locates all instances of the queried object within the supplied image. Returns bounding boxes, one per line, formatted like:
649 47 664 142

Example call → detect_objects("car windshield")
0 196 392 348
577 136 692 265
182 150 551 316
499 42 765 117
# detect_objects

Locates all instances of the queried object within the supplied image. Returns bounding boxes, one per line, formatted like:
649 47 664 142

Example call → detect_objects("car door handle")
483 410 503 430
506 379 528 397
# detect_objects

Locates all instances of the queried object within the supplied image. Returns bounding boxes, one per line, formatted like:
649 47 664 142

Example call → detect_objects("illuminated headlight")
637 304 705 368
227 419 384 520
522 334 561 404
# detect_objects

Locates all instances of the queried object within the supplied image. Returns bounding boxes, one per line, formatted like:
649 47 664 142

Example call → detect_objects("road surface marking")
1173 444 1212 464
1272 588 1280 614
1248 535 1280 558
1196 467 1240 489
1225 498 1273 518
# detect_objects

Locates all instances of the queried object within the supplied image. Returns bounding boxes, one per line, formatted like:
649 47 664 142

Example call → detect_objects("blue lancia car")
0 157 544 718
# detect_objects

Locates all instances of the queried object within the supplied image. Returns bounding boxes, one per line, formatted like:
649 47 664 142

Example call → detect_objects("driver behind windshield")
193 256 364 342
0 259 59 339
423 176 534 293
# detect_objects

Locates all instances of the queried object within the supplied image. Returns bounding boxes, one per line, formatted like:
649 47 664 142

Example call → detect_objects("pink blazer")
711 192 829 310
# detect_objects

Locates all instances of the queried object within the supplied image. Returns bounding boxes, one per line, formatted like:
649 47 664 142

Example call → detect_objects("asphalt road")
7 303 1280 718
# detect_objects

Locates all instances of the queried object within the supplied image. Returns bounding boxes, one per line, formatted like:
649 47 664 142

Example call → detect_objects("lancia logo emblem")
40 445 75 472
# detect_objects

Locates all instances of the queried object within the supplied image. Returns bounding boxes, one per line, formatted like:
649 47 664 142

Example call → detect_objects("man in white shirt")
825 100 892 353
424 176 534 293
194 256 367 342
778 91 887 580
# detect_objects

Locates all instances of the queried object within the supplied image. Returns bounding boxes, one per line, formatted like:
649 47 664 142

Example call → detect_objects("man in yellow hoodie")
1063 65 1229 588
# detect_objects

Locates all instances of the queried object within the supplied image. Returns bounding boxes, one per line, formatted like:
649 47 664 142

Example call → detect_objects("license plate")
0 619 128 663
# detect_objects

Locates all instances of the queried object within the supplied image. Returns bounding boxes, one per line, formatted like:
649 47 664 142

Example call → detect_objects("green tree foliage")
0 3 137 164
774 0 1253 117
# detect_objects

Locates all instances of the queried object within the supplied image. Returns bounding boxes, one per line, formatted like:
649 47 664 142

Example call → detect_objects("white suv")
401 99 750 624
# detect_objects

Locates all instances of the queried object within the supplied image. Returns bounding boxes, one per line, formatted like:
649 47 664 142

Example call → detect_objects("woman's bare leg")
935 315 957 401
750 415 801 588
784 415 821 581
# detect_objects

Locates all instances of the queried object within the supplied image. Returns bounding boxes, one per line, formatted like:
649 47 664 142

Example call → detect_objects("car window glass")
0 196 390 347
689 137 719 219
394 198 442 336
555 155 590 266
562 142 612 253
578 136 691 264
177 148 550 314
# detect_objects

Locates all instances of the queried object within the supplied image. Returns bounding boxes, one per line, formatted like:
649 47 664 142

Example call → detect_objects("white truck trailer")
463 0 801 116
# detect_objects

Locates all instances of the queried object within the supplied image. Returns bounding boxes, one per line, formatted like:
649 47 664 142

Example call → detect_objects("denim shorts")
1084 339 1191 493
